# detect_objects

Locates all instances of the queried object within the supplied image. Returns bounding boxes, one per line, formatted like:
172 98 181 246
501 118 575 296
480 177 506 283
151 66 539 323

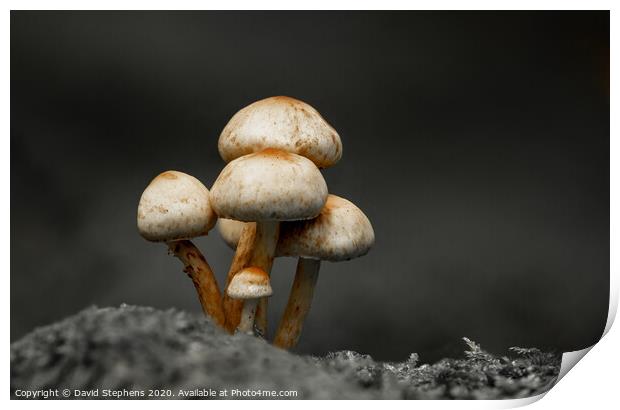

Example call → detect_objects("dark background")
11 11 609 362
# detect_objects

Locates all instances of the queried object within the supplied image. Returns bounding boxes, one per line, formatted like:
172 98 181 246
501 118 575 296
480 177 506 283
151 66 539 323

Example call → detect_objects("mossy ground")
11 305 560 399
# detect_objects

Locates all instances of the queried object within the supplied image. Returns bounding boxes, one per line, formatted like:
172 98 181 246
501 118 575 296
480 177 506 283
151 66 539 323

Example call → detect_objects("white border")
3 2 616 408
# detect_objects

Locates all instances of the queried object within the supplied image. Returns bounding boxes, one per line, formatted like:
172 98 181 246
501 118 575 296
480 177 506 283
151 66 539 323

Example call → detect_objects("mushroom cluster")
137 96 374 349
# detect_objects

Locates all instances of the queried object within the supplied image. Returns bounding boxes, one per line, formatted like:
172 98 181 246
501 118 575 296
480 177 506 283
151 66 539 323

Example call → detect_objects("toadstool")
137 170 225 328
273 195 374 349
227 267 273 335
217 96 341 331
217 194 374 348
210 149 328 335
221 222 257 332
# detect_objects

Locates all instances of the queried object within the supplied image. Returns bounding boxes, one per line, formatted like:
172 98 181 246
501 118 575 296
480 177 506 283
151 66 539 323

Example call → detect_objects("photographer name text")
13 388 298 399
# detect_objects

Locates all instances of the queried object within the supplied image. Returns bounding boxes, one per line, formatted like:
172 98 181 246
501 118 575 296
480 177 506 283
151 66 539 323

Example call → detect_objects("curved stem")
273 257 320 349
222 222 257 333
249 221 280 337
168 240 226 329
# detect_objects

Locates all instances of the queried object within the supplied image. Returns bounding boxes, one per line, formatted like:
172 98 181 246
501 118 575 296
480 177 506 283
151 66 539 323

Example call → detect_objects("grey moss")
11 305 560 399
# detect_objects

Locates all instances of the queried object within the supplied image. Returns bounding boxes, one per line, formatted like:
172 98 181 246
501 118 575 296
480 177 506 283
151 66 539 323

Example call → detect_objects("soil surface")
11 305 561 399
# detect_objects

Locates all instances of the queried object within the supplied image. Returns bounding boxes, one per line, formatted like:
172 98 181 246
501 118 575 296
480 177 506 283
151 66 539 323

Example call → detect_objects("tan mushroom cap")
218 195 375 262
218 96 342 168
209 149 328 222
137 171 217 242
279 195 374 261
218 217 246 250
227 267 273 299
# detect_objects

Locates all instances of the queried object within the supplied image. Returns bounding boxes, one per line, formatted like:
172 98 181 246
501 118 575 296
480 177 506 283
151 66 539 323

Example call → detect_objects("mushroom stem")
273 257 320 349
167 240 226 328
223 222 257 332
237 299 259 334
249 220 280 337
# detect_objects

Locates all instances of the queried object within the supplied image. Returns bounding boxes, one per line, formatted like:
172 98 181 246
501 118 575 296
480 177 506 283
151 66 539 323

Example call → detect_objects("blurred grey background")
11 11 609 362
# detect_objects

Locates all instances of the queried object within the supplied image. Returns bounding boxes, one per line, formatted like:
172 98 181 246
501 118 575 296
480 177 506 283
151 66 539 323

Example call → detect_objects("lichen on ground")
11 305 560 399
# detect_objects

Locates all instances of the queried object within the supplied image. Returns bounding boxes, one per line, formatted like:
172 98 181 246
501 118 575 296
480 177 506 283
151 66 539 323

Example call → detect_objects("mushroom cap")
218 195 375 262
218 96 342 168
137 171 217 242
278 195 375 261
218 218 247 250
227 267 273 299
209 149 328 222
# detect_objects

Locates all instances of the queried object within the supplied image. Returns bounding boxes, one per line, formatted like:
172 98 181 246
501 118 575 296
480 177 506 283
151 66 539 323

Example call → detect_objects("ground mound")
11 305 560 399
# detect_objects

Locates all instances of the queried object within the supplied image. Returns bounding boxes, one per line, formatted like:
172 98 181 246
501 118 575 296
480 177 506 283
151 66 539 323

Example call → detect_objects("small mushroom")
137 170 225 328
210 149 328 335
227 267 273 335
222 222 257 333
218 195 374 348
